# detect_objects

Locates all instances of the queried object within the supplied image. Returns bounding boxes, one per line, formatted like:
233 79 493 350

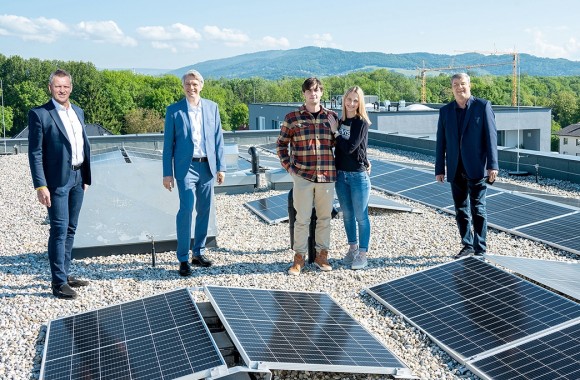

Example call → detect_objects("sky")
1 0 580 71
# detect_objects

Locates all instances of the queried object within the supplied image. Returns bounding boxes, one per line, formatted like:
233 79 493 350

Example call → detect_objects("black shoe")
454 246 475 259
67 276 89 288
179 261 192 277
474 251 485 257
191 255 212 267
52 283 77 299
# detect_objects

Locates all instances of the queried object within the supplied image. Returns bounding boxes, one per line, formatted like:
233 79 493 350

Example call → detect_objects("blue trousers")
47 169 84 286
335 170 371 251
450 175 488 253
175 161 214 262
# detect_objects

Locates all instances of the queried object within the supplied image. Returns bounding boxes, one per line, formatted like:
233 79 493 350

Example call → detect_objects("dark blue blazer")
435 96 498 182
28 100 92 189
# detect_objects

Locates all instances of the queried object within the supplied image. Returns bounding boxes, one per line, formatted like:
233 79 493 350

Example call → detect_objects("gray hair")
49 69 72 85
451 73 470 85
181 69 204 85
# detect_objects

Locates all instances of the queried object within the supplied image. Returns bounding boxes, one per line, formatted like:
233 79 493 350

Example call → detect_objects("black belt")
192 157 208 162
72 163 83 171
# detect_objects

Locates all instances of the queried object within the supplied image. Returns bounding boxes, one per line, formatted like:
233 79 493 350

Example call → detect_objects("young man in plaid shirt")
277 77 338 275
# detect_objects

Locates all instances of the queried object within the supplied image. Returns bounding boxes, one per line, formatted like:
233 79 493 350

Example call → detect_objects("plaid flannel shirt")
276 105 337 183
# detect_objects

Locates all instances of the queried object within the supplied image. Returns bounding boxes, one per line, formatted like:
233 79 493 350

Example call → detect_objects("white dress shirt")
53 99 84 166
187 100 207 158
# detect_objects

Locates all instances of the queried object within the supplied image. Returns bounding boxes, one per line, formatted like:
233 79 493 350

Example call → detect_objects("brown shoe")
288 253 305 276
314 250 332 271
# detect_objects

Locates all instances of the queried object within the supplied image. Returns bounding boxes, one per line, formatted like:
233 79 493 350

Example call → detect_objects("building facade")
249 103 552 152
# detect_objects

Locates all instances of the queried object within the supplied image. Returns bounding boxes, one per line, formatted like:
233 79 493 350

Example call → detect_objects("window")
256 116 265 130
563 138 568 145
576 139 580 146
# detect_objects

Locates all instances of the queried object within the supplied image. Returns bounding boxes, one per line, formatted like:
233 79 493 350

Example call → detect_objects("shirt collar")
187 99 202 113
453 96 473 110
52 98 70 111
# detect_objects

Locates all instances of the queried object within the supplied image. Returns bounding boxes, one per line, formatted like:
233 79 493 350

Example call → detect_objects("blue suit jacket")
162 98 225 179
28 100 92 189
435 96 499 182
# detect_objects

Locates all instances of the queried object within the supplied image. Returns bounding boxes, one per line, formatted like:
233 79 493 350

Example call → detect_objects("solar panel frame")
365 257 580 364
467 322 580 380
40 288 228 380
204 285 412 376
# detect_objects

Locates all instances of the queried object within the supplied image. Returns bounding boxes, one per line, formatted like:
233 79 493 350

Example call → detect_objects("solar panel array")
41 288 226 380
245 192 417 224
484 254 580 301
366 159 580 255
204 285 411 376
366 257 580 379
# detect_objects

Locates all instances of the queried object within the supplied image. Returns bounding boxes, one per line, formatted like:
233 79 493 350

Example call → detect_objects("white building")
556 122 580 156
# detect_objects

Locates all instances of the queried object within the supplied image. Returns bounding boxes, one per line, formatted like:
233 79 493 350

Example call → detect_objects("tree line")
1 54 579 149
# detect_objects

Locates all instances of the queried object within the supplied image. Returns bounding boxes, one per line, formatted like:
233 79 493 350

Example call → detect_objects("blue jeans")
175 161 214 262
450 175 488 253
335 170 371 251
47 169 85 286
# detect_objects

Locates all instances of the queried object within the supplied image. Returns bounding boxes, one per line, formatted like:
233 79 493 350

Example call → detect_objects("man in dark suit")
435 73 499 259
163 69 225 276
28 69 91 299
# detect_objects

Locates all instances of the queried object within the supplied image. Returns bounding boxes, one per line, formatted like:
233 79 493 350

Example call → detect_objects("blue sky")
1 0 579 70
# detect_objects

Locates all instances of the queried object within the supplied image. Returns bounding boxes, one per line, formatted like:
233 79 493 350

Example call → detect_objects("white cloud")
137 23 201 41
261 36 290 48
526 27 580 59
305 33 338 48
76 20 137 46
203 25 249 47
137 23 201 52
0 15 68 43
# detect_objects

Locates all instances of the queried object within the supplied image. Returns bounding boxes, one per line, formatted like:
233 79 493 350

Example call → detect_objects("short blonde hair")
341 86 371 125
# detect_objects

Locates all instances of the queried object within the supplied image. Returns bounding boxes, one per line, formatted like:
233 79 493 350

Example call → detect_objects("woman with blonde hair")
330 86 371 270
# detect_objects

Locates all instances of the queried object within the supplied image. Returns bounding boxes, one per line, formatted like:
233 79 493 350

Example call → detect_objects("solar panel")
244 192 289 224
397 182 454 209
371 168 435 194
367 194 419 212
485 254 580 300
368 160 404 175
204 285 411 376
485 192 575 230
366 257 580 363
516 212 580 255
40 288 227 380
468 322 580 380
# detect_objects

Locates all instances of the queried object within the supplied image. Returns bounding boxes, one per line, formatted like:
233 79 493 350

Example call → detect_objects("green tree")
230 103 249 130
123 108 164 134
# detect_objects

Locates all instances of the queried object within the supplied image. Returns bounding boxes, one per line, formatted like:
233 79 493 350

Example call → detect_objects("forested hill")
169 46 580 80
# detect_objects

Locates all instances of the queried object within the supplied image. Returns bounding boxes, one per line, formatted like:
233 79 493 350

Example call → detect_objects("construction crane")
418 51 518 107
454 50 519 106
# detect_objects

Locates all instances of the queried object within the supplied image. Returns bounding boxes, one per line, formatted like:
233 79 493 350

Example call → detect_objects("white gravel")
0 150 578 380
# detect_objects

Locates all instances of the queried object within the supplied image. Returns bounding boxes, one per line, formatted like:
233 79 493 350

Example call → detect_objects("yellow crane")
419 50 519 106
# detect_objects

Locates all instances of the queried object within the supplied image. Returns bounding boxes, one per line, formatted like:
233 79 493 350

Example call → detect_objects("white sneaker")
351 251 368 270
343 248 358 266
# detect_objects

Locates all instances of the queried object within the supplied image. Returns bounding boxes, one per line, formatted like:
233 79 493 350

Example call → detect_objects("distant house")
13 123 113 139
556 122 580 156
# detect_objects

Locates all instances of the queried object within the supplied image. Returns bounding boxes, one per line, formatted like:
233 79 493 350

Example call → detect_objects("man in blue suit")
435 73 499 259
163 69 225 276
28 69 92 299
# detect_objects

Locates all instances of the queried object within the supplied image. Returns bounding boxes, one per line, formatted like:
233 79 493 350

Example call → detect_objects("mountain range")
163 46 580 80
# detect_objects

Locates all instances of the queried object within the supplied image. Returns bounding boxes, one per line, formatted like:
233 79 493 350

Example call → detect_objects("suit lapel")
46 102 71 144
461 97 474 136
